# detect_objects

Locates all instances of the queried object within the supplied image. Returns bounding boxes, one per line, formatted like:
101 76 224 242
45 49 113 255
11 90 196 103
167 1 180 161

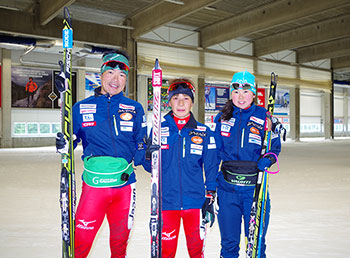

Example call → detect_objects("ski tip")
154 58 160 69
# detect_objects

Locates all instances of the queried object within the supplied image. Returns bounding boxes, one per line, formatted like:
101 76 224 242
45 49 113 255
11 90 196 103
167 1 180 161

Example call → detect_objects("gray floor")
1 139 349 258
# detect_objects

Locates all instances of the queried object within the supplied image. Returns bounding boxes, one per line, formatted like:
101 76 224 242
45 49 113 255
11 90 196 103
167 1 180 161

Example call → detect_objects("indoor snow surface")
1 139 349 258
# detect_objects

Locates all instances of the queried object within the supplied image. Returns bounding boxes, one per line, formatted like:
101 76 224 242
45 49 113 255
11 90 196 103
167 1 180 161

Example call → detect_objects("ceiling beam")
130 0 220 38
39 0 76 26
0 9 126 48
297 37 350 63
200 0 350 48
254 14 350 57
332 55 350 70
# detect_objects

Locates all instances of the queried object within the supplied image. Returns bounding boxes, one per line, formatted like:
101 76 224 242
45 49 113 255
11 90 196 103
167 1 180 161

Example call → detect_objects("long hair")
218 99 234 122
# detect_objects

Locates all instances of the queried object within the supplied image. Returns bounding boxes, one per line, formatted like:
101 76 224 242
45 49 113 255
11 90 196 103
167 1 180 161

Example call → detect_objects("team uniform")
214 103 281 258
72 88 147 258
148 111 218 258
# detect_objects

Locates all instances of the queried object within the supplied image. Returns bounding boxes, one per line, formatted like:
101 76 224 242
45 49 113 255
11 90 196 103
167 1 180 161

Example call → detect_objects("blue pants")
217 186 270 258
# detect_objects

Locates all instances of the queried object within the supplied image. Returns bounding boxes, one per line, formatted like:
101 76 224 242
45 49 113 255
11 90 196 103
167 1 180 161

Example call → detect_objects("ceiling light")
164 0 185 5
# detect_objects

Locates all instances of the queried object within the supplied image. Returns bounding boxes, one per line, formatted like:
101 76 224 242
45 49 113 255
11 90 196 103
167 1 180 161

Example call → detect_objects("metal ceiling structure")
0 0 350 80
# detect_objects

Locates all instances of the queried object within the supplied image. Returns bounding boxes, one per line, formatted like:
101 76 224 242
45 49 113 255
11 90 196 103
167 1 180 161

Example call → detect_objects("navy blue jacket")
147 112 219 210
214 103 281 191
72 88 147 186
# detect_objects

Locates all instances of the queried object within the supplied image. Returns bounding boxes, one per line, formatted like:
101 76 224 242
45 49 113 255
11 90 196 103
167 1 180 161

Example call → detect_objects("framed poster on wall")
11 67 53 108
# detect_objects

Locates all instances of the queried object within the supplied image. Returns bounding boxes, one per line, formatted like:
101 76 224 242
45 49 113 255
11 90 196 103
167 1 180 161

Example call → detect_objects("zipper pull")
113 115 119 136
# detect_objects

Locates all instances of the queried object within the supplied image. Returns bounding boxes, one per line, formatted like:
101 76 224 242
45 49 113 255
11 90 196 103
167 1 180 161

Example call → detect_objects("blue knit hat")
230 71 256 95
101 53 129 76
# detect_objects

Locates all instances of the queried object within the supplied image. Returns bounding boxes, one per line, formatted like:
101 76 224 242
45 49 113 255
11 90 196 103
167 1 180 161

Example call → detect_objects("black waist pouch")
221 160 258 186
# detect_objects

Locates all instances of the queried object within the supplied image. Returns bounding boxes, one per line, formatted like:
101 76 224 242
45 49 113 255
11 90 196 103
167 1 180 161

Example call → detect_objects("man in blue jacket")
56 49 147 258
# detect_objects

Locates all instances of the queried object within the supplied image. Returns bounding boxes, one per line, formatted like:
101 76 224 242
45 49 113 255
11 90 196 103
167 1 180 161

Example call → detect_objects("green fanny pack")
83 156 133 188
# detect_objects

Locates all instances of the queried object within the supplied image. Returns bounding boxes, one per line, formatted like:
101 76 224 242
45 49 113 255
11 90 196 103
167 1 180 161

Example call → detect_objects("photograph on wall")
11 67 53 108
274 89 290 116
147 77 170 111
86 72 101 98
214 83 230 111
53 70 77 108
204 85 216 111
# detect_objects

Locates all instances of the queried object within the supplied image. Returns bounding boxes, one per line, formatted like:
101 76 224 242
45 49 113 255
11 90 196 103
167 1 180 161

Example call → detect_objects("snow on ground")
0 138 349 258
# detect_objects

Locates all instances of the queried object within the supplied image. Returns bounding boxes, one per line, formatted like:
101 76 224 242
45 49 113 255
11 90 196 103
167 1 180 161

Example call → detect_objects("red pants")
161 209 206 258
75 182 136 258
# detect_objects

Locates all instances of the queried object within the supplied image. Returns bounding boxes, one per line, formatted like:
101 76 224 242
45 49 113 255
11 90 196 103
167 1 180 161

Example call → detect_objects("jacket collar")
94 87 123 100
165 111 197 129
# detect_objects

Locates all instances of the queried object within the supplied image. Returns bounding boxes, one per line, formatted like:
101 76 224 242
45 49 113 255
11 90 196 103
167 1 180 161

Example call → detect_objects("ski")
54 7 75 258
150 59 163 258
246 72 278 258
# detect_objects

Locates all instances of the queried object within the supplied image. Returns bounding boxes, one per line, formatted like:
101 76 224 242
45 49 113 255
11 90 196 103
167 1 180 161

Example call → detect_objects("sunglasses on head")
230 83 253 90
167 81 196 94
103 60 130 71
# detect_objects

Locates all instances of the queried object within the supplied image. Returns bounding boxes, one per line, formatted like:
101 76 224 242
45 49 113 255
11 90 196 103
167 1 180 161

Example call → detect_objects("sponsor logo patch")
191 144 203 150
80 104 96 109
80 108 96 114
196 126 207 132
221 132 231 137
82 121 96 127
82 114 94 122
190 149 202 155
250 116 264 125
221 124 231 132
208 143 216 149
119 103 135 110
120 113 133 121
161 145 169 150
191 136 203 144
189 131 206 137
250 127 260 135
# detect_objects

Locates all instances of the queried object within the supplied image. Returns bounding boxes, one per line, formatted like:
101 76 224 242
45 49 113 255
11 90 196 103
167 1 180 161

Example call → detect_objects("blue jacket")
214 103 281 191
147 112 219 210
72 88 147 186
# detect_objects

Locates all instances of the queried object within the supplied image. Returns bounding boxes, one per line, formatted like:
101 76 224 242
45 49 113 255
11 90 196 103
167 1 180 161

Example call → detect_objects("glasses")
103 61 130 71
230 83 253 90
167 81 196 94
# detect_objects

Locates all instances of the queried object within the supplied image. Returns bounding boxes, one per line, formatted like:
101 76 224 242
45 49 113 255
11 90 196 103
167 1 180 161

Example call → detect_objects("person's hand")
202 190 216 227
257 156 273 171
56 132 68 154
144 136 160 160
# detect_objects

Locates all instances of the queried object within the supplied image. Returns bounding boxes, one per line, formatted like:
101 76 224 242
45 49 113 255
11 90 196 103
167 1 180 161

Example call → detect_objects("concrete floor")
0 138 349 258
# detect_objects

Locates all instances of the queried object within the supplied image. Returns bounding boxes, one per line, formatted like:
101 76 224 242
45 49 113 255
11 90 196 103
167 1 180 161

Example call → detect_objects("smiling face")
231 89 255 109
100 69 127 96
169 93 193 119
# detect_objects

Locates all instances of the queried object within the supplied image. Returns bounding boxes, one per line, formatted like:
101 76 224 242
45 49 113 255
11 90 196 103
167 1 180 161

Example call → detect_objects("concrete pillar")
290 87 300 141
196 50 205 124
197 75 205 124
76 59 86 102
344 88 349 135
324 91 333 139
126 19 137 101
1 49 12 147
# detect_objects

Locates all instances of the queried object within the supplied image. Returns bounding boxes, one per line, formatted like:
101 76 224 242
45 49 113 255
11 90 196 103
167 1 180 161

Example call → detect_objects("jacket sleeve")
72 102 81 149
268 131 281 160
133 104 148 167
213 113 223 162
202 128 219 191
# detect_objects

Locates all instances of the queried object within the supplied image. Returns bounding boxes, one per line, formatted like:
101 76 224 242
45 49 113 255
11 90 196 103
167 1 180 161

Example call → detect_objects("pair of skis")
150 59 163 258
55 7 75 258
246 73 278 258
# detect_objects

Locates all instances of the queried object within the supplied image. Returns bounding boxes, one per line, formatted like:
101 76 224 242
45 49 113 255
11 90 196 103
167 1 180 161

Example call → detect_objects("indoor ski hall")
0 1 349 258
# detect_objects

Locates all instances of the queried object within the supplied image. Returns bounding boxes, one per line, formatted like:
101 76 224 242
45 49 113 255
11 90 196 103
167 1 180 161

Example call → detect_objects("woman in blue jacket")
214 71 281 258
147 79 219 258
